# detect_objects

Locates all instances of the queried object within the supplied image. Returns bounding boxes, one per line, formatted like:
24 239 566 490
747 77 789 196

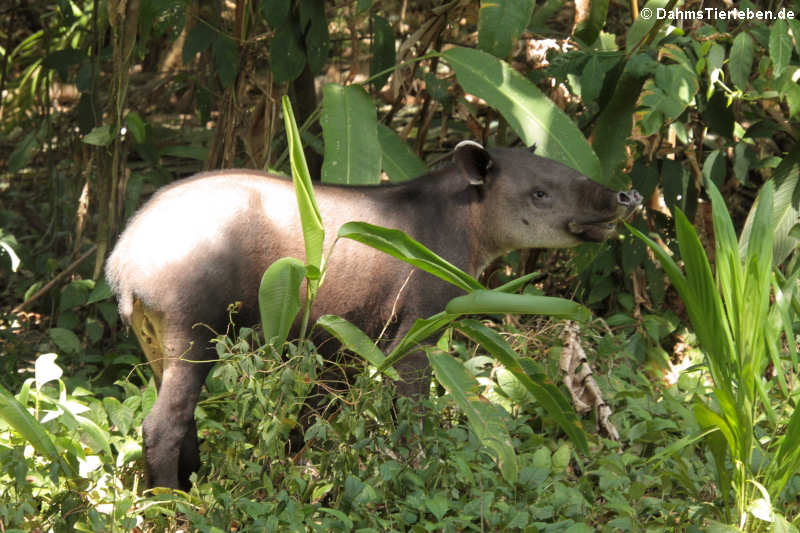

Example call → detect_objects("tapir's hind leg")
131 300 214 489
142 328 213 490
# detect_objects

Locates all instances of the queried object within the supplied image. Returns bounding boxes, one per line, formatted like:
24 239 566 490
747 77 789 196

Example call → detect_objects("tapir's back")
106 171 301 328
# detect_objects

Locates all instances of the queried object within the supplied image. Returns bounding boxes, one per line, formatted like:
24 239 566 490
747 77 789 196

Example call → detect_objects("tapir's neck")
337 169 501 279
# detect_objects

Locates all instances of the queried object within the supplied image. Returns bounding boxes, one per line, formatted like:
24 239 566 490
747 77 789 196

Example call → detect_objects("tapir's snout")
616 189 643 217
568 188 643 242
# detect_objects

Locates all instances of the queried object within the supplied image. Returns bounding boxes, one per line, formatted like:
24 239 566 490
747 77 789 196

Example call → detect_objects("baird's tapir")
106 141 642 489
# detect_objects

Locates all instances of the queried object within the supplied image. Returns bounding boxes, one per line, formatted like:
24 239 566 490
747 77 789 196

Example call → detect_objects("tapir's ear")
454 140 493 186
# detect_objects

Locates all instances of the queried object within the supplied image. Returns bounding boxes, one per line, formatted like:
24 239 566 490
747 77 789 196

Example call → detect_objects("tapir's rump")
106 142 641 489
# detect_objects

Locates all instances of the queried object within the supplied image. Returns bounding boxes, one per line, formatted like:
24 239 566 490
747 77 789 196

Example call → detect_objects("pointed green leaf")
454 319 589 454
442 46 602 182
769 19 792 78
0 382 73 475
316 315 400 380
258 257 306 348
729 32 754 90
381 311 458 370
338 221 484 292
282 95 325 269
446 291 591 322
428 350 518 483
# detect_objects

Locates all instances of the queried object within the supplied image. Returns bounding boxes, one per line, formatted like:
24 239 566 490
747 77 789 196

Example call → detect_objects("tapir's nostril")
617 189 643 206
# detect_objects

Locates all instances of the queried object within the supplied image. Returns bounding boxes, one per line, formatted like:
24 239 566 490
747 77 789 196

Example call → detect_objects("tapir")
105 141 641 490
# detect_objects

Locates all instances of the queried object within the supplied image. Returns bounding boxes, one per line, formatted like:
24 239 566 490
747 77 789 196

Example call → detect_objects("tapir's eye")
532 190 548 200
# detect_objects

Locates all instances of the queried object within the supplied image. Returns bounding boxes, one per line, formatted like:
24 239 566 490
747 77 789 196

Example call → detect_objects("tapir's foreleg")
393 350 432 399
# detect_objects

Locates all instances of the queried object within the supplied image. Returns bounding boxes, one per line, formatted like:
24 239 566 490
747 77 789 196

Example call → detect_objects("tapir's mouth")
568 206 640 242
568 219 619 242
568 191 642 242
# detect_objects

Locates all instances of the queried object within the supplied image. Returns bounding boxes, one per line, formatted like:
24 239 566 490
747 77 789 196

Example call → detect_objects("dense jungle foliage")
2 0 800 531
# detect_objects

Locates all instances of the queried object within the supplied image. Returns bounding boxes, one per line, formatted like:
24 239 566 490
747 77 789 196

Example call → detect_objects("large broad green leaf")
428 350 518 483
321 84 382 184
377 124 426 182
259 257 306 348
0 382 74 476
442 46 602 182
282 95 325 270
454 319 589 454
445 291 591 322
337 221 484 292
477 0 535 59
315 315 400 380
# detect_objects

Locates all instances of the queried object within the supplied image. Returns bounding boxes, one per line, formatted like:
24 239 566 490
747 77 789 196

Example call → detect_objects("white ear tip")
455 140 485 150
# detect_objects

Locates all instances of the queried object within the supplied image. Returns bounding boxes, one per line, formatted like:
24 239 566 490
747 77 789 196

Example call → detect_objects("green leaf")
315 315 400 380
282 95 325 270
260 0 291 27
87 279 113 304
258 257 306 348
321 84 381 184
381 312 458 370
442 46 602 183
454 319 589 454
573 0 609 45
740 169 799 267
729 32 754 90
428 350 518 483
300 0 330 74
376 124 426 182
445 291 591 322
182 22 215 64
41 48 85 80
768 397 800 496
48 328 82 355
769 19 792 78
271 25 305 83
370 15 395 88
0 382 74 476
212 34 239 88
702 149 726 188
82 124 114 146
477 0 535 59
125 112 147 144
337 221 483 292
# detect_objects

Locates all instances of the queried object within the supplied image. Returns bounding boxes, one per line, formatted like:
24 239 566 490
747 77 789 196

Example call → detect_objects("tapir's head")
455 141 642 251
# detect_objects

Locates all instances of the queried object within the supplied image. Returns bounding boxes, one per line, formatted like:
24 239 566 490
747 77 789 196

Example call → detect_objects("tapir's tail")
104 248 133 325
